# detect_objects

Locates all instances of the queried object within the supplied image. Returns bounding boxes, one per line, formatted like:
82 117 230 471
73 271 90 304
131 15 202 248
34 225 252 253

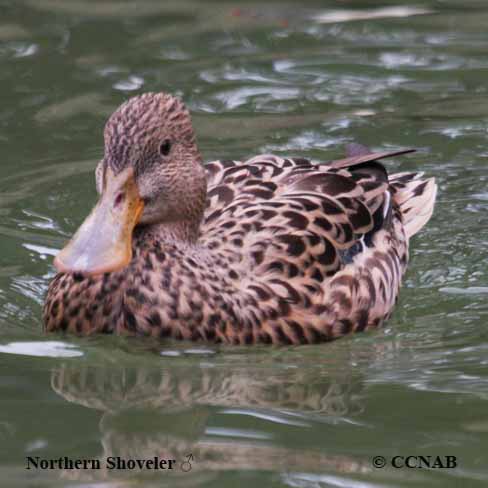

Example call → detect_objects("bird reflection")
50 357 371 483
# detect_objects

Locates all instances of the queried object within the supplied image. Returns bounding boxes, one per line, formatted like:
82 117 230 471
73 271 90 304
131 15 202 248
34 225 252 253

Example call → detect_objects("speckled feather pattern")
44 153 436 345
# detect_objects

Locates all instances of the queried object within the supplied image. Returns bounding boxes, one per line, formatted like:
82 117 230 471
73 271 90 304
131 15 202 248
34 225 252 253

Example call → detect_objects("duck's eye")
159 139 172 156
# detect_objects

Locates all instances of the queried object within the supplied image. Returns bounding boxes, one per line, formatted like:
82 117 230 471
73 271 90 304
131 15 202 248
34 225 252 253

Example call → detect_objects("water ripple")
0 341 83 358
220 408 311 427
313 6 433 25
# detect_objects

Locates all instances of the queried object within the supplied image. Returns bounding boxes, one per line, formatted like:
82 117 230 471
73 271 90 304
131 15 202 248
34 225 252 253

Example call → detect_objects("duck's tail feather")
328 147 416 170
389 172 437 239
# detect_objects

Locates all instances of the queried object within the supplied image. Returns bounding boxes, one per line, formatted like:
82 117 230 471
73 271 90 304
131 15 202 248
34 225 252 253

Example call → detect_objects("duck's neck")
136 219 201 246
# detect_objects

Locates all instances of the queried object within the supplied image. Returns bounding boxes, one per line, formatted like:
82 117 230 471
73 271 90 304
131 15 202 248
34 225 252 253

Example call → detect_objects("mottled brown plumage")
43 92 437 344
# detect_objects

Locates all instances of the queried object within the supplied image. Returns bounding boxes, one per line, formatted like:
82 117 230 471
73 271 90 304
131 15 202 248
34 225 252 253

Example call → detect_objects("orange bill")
54 166 144 275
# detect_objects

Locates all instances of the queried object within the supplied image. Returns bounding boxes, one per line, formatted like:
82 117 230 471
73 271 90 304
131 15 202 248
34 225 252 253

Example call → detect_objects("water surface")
1 1 488 486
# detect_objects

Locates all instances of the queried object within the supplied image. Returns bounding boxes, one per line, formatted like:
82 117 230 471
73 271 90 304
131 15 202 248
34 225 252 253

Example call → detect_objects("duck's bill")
54 167 144 275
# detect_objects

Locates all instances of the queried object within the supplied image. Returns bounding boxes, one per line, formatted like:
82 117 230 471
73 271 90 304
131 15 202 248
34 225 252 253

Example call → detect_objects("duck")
43 92 437 345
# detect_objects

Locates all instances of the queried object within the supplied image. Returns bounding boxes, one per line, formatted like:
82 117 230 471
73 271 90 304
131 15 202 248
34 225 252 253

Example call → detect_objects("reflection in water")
53 361 364 415
50 361 369 483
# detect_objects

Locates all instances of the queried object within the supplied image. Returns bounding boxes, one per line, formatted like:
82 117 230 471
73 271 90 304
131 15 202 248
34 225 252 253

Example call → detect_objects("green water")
1 1 488 486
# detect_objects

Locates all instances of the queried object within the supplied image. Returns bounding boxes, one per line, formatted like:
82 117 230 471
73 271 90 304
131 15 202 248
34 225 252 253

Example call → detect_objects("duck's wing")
201 152 401 283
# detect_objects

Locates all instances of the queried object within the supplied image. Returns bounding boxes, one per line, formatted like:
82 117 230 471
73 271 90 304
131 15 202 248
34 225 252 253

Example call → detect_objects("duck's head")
54 92 207 275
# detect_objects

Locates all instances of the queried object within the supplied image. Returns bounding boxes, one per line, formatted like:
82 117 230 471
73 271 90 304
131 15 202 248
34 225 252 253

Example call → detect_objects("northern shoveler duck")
43 92 437 344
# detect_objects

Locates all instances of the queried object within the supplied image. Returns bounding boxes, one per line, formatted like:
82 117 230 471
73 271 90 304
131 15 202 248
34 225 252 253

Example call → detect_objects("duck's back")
197 148 436 344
